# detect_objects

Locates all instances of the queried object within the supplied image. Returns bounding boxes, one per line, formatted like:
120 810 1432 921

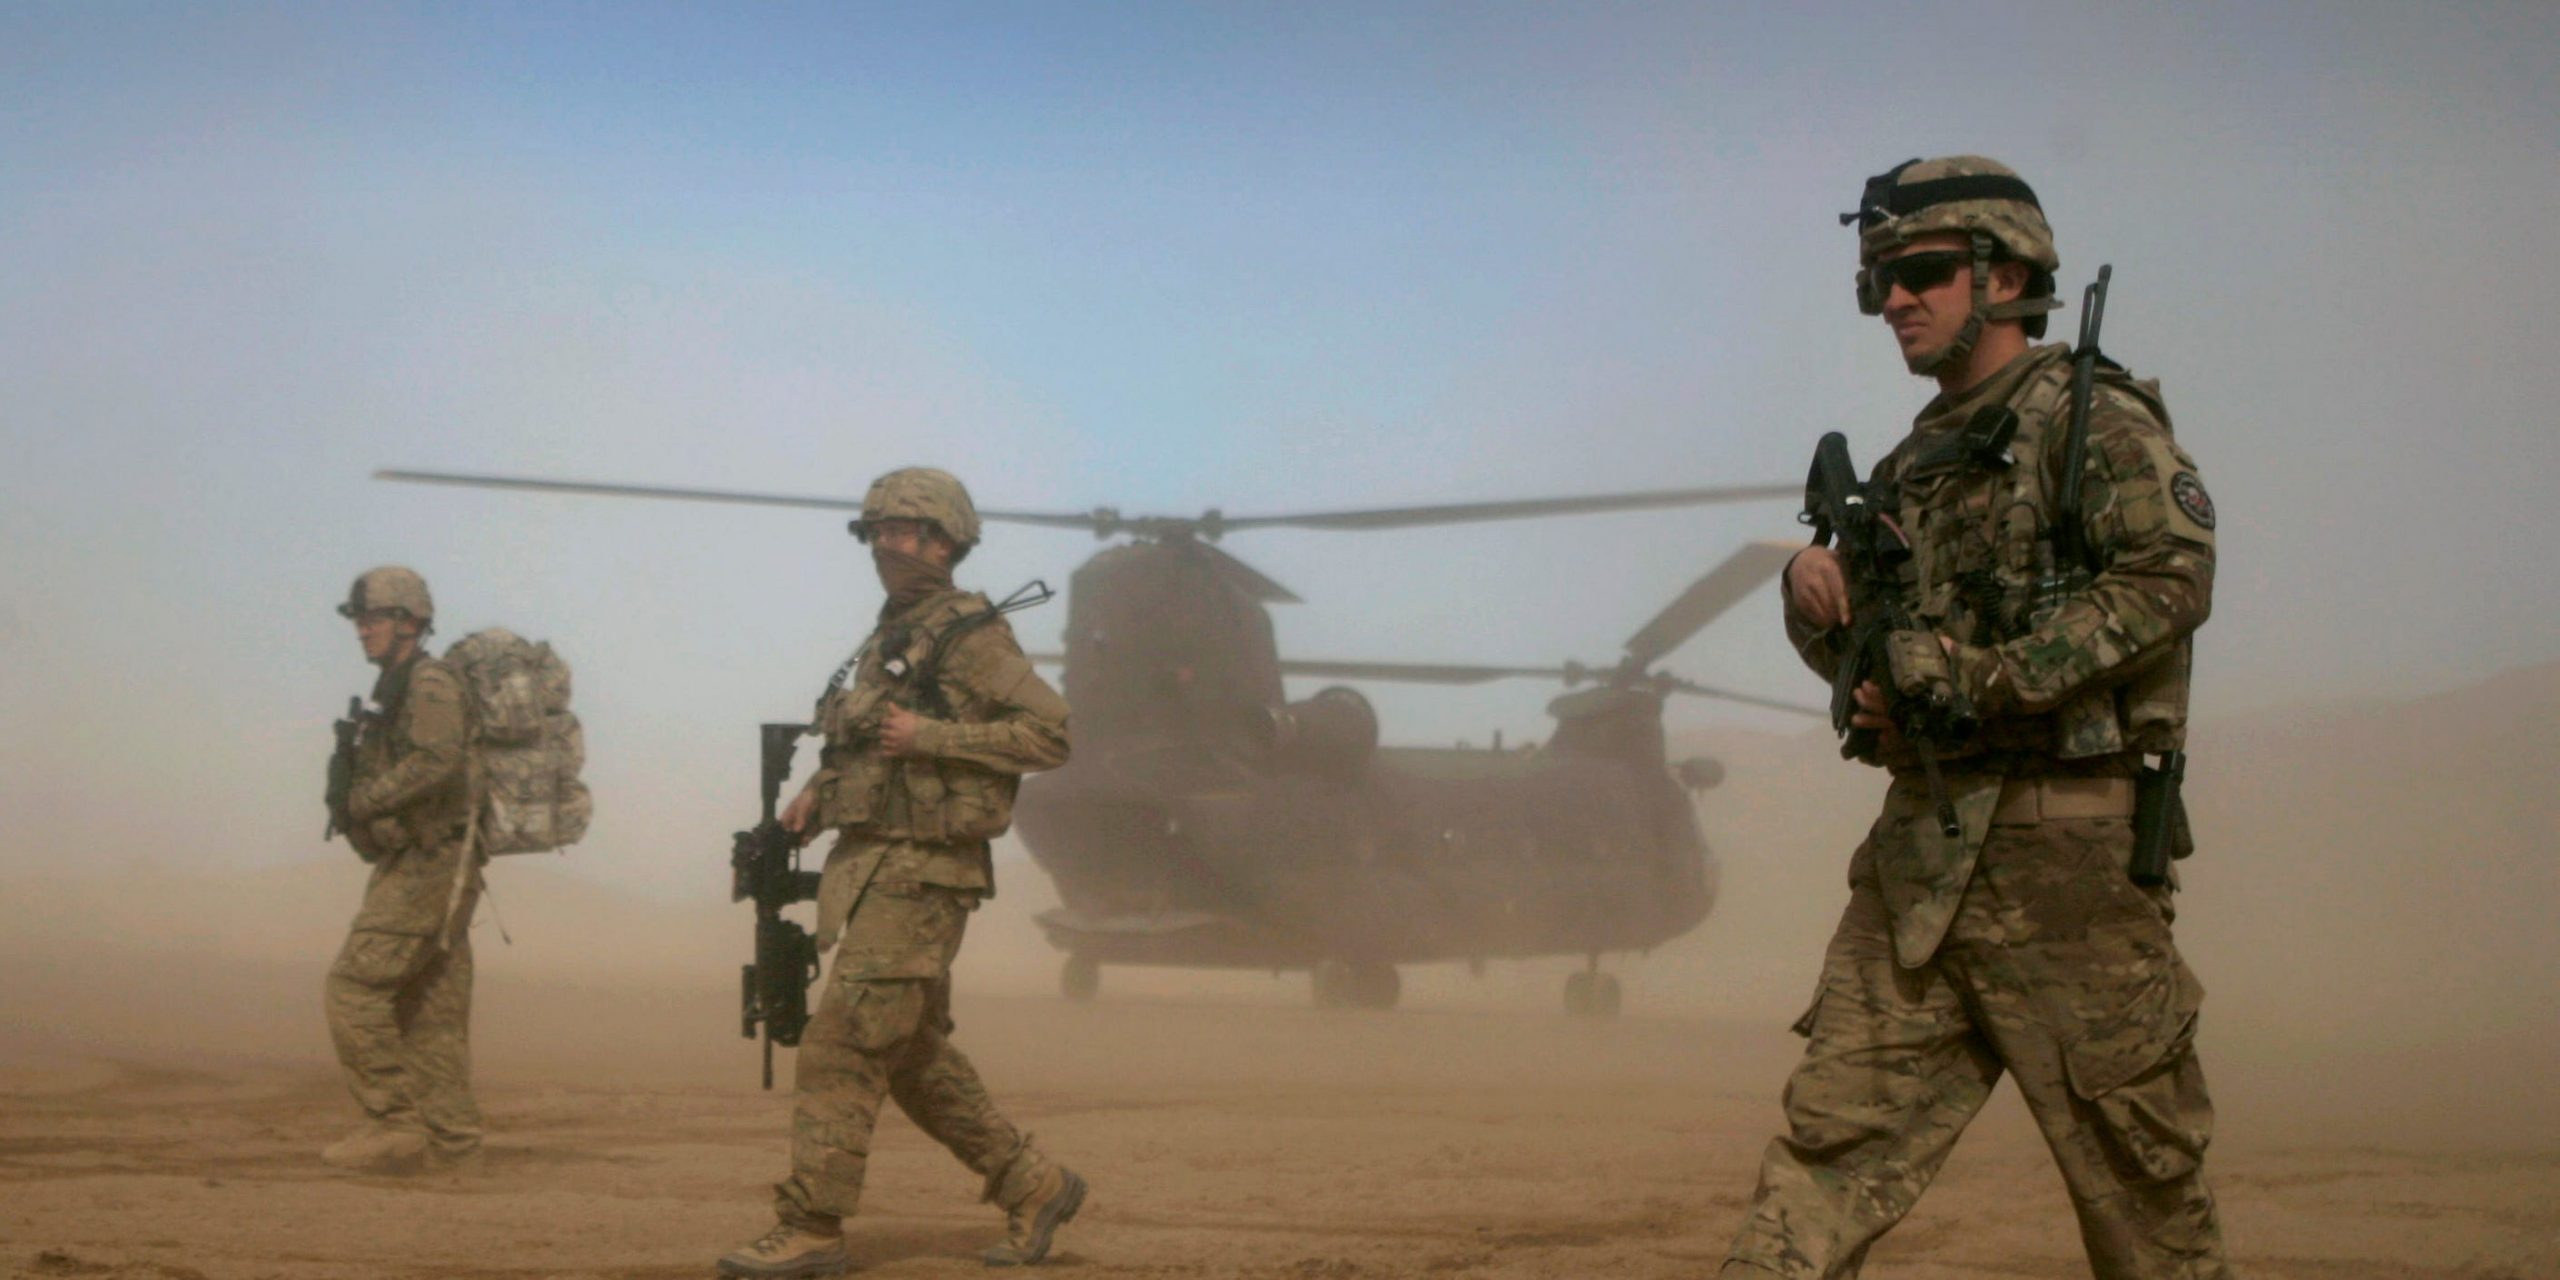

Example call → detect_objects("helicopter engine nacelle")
1262 686 1378 775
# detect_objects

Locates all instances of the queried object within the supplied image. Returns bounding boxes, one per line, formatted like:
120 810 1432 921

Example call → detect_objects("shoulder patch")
2170 471 2216 530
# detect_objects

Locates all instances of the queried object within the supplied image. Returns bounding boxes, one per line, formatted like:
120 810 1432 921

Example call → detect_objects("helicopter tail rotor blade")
1622 539 1801 669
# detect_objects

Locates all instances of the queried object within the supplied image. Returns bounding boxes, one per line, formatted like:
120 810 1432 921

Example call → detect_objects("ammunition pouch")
1883 629 1978 744
815 757 888 830
900 759 950 842
2051 687 2127 759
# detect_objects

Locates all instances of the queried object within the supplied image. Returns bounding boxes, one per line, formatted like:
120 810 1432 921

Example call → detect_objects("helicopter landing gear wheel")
1565 970 1622 1018
1061 954 1100 1003
1350 962 1400 1010
1312 960 1400 1010
1311 960 1351 1009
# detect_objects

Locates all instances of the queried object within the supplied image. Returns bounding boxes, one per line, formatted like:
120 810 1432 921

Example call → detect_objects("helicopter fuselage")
1014 538 1718 976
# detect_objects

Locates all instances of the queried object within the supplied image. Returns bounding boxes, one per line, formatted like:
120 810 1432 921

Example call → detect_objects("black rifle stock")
1803 432 1977 837
731 720 819 1090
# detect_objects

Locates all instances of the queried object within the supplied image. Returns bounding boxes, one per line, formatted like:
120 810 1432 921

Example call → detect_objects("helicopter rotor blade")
1622 539 1802 670
378 470 1796 541
378 469 1122 530
375 469 868 512
1213 483 1798 533
1271 658 1577 686
1026 654 1575 686
1656 674 1826 718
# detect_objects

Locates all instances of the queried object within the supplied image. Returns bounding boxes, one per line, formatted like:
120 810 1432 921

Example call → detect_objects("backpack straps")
908 580 1055 718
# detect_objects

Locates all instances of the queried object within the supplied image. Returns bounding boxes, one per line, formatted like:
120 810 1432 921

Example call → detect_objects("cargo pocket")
1788 980 1825 1039
844 980 928 1054
836 883 967 981
2062 961 2210 1183
331 930 430 990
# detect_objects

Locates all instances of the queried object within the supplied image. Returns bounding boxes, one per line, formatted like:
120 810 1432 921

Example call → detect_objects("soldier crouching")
722 468 1086 1278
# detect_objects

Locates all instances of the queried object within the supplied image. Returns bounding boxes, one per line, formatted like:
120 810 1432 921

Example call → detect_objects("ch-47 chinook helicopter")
377 468 1816 1015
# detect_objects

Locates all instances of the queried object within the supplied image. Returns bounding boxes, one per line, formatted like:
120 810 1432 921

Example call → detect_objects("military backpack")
445 627 592 855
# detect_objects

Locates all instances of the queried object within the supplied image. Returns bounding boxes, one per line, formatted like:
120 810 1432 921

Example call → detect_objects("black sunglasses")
1856 250 1969 314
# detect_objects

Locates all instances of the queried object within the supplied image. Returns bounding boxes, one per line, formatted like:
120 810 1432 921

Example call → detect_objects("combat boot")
982 1164 1087 1267
717 1223 850 1279
320 1124 428 1174
425 1143 486 1177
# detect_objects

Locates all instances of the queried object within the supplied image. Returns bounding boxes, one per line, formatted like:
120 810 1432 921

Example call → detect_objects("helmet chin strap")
1906 232 2058 378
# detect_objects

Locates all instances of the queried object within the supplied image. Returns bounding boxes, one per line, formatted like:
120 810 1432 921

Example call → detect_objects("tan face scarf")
873 544 953 616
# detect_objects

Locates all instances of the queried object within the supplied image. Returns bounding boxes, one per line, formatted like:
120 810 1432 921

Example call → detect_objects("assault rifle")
1802 432 1978 837
2037 267 2191 888
2040 263 2115 603
324 696 368 839
732 720 820 1089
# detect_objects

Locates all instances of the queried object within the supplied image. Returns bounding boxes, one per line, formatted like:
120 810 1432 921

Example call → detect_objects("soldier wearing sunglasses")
1725 158 2227 1279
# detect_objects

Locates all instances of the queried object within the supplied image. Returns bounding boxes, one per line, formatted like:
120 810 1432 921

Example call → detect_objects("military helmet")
337 565 434 625
1843 155 2064 363
1846 155 2058 273
850 466 981 549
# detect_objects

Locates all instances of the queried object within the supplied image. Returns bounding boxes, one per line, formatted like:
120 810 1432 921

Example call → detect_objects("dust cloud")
3 667 2554 1278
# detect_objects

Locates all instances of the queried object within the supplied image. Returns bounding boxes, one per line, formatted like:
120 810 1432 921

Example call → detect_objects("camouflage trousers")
323 925 482 1157
775 881 1052 1230
1724 816 2228 1280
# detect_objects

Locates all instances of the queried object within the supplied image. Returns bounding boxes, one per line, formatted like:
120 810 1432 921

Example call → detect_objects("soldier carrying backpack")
318 565 590 1176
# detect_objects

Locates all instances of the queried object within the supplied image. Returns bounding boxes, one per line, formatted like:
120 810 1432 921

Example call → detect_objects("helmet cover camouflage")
337 565 434 624
1847 155 2059 275
851 467 981 548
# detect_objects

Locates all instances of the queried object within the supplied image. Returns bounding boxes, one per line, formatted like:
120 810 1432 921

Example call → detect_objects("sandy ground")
4 966 2555 1280
6 668 2554 1277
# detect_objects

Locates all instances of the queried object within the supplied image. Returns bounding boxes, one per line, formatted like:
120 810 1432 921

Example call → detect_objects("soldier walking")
1722 158 2227 1278
721 468 1086 1278
321 566 485 1174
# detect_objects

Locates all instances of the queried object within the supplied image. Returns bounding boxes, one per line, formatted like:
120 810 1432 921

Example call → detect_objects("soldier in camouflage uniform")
1722 159 2227 1279
721 468 1085 1279
321 566 485 1175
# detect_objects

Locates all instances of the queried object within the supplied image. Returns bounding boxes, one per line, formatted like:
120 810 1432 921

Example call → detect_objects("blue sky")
5 2 2556 895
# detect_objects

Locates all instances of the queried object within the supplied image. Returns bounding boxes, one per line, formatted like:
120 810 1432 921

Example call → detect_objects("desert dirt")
5 992 2557 1280
6 668 2556 1279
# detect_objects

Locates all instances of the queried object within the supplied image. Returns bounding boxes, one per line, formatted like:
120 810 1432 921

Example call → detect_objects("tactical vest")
1876 345 2194 765
811 590 1025 843
355 653 478 854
